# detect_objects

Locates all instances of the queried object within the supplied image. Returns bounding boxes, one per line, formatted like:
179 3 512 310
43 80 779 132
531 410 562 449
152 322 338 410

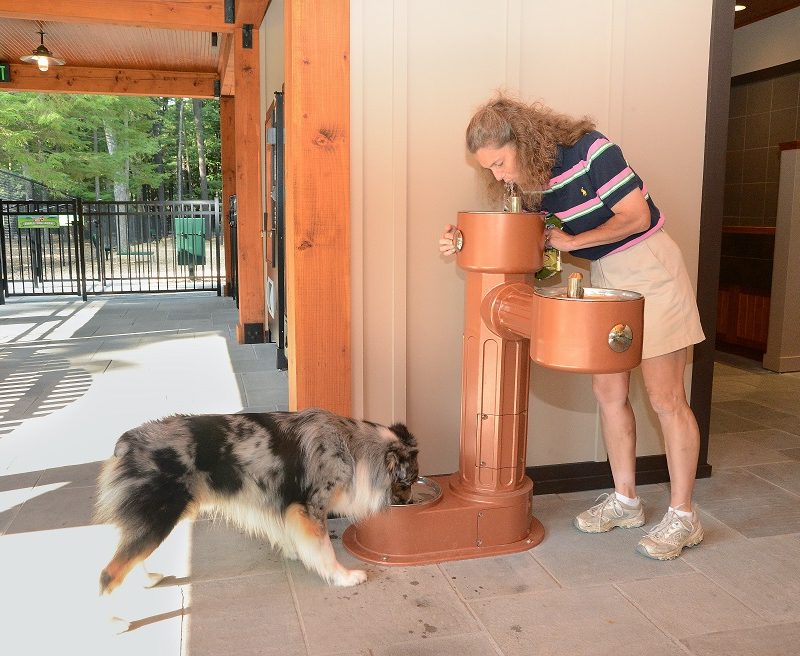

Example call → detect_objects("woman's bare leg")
639 348 700 510
592 370 637 498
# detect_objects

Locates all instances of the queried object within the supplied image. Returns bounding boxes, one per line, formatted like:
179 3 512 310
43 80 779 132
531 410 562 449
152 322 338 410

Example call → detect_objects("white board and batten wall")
350 0 714 476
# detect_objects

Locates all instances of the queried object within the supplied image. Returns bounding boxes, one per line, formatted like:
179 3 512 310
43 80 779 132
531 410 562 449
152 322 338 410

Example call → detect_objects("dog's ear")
385 446 415 483
388 422 417 448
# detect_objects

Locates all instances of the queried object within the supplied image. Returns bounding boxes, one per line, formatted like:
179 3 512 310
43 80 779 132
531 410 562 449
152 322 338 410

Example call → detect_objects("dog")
94 408 418 592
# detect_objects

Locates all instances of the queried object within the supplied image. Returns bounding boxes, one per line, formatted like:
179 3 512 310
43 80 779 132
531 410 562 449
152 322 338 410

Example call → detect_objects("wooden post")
233 25 265 343
220 95 236 297
284 0 351 413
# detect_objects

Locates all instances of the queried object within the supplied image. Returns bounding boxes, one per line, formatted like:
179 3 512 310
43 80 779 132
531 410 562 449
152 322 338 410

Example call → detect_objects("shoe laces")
589 492 623 522
646 506 693 540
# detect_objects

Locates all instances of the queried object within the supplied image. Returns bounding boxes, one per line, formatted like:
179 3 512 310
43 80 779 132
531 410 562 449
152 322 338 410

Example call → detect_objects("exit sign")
0 63 10 83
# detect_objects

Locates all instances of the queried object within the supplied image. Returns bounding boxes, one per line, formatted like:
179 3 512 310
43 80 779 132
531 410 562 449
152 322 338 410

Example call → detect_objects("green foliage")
0 92 220 201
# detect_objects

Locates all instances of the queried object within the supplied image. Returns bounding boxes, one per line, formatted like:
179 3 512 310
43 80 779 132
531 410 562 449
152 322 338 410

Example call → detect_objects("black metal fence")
1 199 223 302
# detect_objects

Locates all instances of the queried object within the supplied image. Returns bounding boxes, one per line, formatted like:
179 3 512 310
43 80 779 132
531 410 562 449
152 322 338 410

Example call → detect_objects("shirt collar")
553 145 564 171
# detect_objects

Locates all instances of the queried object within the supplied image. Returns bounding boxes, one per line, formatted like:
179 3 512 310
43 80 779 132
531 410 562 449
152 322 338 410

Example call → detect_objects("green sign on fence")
17 215 62 229
0 62 10 83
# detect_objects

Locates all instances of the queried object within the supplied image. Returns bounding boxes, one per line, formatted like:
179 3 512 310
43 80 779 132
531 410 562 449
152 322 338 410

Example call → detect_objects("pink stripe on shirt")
549 137 610 186
596 167 634 197
605 214 665 257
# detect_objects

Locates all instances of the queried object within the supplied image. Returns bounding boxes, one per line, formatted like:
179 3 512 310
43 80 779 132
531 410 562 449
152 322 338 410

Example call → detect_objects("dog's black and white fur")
95 408 418 592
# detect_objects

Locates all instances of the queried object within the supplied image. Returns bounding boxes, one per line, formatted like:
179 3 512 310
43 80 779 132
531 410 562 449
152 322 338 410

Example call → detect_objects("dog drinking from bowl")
95 408 418 591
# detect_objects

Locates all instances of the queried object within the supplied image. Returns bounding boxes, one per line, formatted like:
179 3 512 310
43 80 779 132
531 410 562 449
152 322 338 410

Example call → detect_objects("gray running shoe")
574 492 645 533
636 508 704 560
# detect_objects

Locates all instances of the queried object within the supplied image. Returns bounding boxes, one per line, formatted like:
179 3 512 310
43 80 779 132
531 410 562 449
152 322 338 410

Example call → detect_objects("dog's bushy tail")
95 448 193 594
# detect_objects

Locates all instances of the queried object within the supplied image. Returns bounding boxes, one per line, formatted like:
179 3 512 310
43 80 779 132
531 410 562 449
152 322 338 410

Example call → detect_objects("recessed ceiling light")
735 4 747 11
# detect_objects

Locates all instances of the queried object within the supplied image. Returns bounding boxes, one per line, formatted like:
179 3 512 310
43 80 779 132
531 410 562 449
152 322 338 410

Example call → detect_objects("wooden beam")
5 64 217 98
220 95 236 296
0 0 233 32
0 0 272 32
233 25 265 343
284 0 351 413
218 33 236 96
238 0 273 27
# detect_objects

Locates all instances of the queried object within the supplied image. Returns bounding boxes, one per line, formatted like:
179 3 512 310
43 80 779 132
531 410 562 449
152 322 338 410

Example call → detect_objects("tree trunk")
192 99 209 201
93 129 101 201
104 121 131 253
176 99 185 202
184 146 194 198
153 101 166 204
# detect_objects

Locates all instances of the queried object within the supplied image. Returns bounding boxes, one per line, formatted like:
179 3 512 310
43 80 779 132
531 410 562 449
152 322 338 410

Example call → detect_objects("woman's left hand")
545 227 573 252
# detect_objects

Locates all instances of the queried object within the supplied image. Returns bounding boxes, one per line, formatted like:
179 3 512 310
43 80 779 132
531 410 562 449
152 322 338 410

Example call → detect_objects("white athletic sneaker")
574 492 645 533
636 508 704 560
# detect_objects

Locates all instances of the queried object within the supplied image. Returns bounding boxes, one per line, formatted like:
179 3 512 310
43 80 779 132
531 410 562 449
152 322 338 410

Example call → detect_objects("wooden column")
220 95 236 297
233 25 265 343
284 0 351 413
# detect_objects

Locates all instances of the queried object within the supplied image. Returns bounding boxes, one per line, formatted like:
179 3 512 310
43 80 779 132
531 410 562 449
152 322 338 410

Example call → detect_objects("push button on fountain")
453 228 464 252
608 324 634 352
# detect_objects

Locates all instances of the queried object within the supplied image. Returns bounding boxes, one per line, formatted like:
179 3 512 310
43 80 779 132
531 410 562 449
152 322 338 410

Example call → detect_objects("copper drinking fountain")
343 211 645 565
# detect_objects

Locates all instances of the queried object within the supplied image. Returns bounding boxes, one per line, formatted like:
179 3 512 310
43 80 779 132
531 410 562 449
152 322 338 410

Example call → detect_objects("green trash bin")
175 217 206 266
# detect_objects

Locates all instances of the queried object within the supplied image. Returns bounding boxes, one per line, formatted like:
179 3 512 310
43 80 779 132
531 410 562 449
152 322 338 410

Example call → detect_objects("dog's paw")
333 568 368 587
143 570 167 588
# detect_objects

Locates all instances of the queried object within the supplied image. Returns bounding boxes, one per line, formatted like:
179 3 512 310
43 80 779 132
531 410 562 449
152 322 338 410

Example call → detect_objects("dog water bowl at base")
342 474 544 566
396 476 442 506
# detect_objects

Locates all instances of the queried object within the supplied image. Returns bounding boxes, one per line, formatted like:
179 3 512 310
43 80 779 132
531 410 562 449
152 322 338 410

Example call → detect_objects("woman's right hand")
439 224 457 256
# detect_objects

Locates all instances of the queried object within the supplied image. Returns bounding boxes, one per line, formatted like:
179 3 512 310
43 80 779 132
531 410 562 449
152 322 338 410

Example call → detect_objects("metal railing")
1 198 223 301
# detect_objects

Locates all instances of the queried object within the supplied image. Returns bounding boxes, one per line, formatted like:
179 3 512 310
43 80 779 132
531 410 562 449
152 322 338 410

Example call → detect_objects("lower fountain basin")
531 286 644 373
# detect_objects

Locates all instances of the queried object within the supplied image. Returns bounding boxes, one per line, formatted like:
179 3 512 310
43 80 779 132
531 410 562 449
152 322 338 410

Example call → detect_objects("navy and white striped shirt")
540 130 663 261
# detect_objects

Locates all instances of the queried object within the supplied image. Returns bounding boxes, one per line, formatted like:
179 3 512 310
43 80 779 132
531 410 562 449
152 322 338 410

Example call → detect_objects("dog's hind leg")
98 471 193 594
100 536 162 595
283 503 367 587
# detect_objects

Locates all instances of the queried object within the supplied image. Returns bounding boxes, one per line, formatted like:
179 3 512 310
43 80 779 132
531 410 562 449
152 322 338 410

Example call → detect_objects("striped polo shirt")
540 130 663 261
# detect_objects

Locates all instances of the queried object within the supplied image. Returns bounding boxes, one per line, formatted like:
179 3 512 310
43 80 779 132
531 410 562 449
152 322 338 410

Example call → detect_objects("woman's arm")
545 188 651 252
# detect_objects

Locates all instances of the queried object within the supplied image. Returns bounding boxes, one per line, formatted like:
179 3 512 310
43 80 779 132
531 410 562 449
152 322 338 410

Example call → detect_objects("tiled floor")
1 293 799 656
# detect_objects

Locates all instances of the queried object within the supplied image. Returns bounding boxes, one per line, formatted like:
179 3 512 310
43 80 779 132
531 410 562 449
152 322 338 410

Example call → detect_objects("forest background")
0 93 220 202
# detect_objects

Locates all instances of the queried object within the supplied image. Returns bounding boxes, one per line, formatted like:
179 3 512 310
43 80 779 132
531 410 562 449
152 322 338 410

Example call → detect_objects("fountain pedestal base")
342 473 544 566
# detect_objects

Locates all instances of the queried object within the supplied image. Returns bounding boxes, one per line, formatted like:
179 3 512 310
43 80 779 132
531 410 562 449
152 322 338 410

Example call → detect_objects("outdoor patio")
1 292 798 656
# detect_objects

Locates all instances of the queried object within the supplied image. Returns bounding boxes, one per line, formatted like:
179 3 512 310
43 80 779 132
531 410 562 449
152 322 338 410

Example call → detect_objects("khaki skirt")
590 230 705 360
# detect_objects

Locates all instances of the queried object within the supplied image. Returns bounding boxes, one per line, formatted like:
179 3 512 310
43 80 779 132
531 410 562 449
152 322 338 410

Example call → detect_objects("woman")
439 95 705 560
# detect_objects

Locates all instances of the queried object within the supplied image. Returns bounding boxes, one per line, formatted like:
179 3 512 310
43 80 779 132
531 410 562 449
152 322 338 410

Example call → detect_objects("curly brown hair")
466 93 596 208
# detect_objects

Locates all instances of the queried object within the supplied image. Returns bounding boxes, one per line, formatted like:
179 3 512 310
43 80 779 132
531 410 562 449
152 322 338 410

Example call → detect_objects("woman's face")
474 142 519 184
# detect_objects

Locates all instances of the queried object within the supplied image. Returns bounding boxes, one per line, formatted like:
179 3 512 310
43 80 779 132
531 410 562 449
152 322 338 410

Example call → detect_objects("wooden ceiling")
1 1 797 98
0 0 271 97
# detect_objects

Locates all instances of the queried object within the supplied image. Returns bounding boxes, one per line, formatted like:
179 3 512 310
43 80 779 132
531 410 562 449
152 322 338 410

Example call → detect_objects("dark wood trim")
722 226 776 235
528 456 713 496
732 58 800 85
779 140 800 151
691 0 733 474
734 2 800 30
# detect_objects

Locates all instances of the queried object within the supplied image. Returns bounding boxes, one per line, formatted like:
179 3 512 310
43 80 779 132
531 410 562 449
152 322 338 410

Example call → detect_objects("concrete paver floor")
1 293 798 656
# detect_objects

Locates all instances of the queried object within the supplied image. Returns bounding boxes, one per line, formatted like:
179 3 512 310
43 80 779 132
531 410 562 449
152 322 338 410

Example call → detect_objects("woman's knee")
645 385 689 416
592 373 630 406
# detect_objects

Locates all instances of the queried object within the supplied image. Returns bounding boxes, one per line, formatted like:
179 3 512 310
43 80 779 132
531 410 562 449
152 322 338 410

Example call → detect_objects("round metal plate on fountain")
392 476 442 507
608 323 634 352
